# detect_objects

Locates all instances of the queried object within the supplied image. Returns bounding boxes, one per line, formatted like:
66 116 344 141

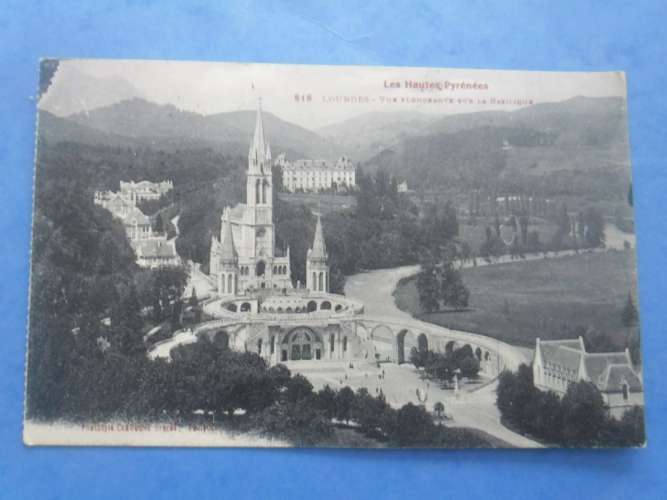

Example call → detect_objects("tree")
285 373 313 403
268 364 291 391
392 403 437 446
621 292 638 327
433 401 445 421
335 386 355 423
416 259 440 313
315 385 337 419
410 346 429 369
351 388 387 435
496 364 535 424
561 381 607 446
112 283 145 356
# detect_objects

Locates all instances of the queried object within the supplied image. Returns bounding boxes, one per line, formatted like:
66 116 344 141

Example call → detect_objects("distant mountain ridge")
320 96 628 161
62 98 341 159
360 96 631 201
39 67 146 117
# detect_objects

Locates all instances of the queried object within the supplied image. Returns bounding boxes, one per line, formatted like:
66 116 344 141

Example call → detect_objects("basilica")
209 100 329 297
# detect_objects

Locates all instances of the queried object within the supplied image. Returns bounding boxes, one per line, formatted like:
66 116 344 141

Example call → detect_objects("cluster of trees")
478 204 606 264
305 383 489 447
36 141 238 198
321 168 463 279
134 267 189 328
496 365 644 447
551 204 606 250
416 244 470 313
410 344 481 383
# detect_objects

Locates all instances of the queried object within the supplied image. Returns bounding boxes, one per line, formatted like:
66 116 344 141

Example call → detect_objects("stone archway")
214 330 229 349
256 260 266 277
369 324 394 361
281 327 323 361
396 329 417 364
307 300 317 313
417 333 428 352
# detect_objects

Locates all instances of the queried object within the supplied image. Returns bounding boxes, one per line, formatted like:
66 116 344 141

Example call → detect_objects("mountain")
317 111 438 161
363 96 631 202
321 96 628 162
39 67 146 117
64 98 339 159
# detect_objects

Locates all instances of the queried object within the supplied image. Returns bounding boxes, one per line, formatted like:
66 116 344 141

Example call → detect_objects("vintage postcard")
24 60 644 448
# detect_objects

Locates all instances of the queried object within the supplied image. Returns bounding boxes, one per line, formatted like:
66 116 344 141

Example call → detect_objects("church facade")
210 100 328 297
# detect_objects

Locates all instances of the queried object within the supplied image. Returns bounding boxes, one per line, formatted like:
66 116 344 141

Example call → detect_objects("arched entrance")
396 329 417 364
256 260 266 277
370 324 394 361
281 327 323 361
417 333 428 352
214 330 229 349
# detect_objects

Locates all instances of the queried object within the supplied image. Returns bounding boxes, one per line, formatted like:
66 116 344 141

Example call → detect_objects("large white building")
275 154 356 192
210 100 329 296
533 337 643 418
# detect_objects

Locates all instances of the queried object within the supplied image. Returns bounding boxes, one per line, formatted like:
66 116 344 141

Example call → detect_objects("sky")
40 59 628 130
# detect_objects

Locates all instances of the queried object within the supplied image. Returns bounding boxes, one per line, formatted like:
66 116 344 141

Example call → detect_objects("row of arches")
369 324 494 366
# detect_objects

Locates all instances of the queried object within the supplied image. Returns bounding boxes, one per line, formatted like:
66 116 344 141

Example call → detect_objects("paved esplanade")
343 264 541 448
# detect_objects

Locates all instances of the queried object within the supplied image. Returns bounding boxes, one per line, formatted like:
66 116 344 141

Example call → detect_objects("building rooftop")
135 239 178 259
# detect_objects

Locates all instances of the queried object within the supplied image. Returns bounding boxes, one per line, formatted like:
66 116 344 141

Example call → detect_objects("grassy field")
394 250 639 349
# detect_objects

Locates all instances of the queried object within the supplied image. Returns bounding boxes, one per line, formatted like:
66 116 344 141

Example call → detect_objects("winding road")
340 224 634 447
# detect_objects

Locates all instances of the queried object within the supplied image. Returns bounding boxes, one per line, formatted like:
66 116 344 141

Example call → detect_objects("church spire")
249 98 270 172
309 214 327 261
219 208 237 263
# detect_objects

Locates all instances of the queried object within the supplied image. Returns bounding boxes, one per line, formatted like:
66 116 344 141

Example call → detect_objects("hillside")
64 98 340 159
317 111 437 161
321 96 629 162
361 97 631 203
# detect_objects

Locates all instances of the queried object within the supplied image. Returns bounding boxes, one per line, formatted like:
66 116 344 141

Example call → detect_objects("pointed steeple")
249 98 269 172
309 214 327 261
220 208 237 263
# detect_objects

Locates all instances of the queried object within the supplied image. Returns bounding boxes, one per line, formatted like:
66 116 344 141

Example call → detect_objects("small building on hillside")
123 206 153 241
134 238 180 269
532 337 643 418
119 180 173 204
94 179 180 269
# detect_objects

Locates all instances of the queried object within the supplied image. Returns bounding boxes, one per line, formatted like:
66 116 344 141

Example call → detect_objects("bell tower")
245 98 275 259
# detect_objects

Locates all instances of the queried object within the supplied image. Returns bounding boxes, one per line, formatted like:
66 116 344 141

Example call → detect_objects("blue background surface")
1 1 666 498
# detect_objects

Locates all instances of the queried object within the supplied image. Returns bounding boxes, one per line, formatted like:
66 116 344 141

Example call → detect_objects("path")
342 243 628 448
167 214 180 244
289 359 539 448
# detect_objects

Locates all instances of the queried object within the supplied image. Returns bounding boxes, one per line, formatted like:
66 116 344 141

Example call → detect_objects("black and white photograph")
24 59 644 448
